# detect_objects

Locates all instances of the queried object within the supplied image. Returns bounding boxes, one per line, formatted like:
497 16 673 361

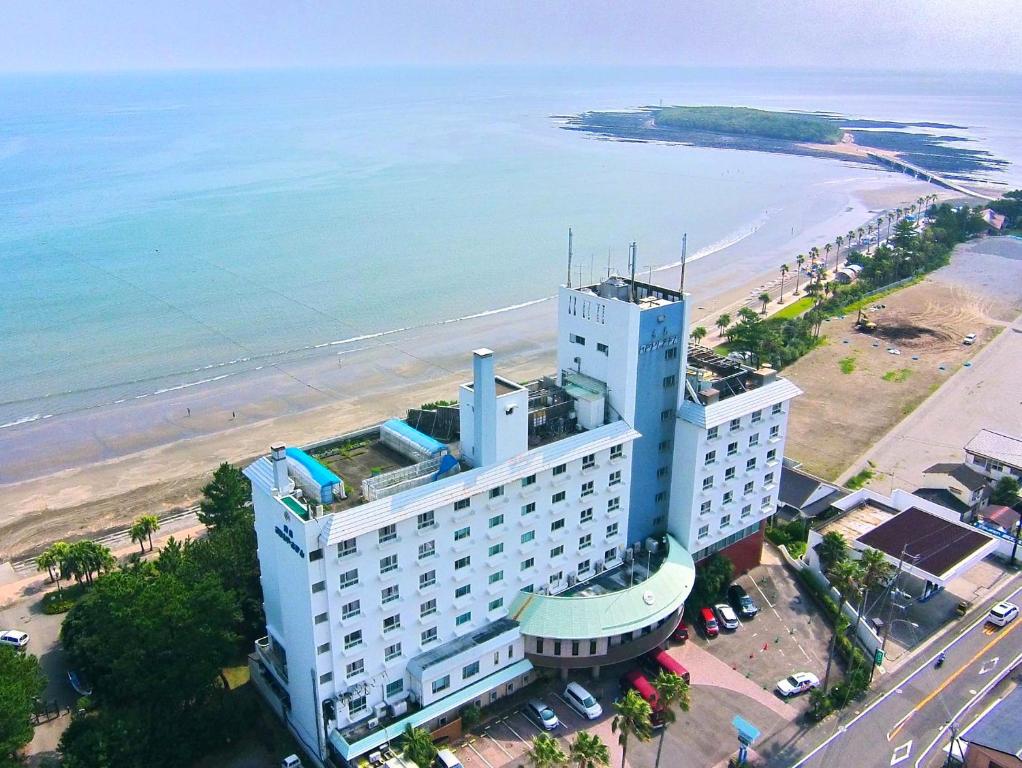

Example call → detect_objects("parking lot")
0 591 74 711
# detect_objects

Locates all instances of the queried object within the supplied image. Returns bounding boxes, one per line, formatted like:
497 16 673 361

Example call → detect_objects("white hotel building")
246 276 799 766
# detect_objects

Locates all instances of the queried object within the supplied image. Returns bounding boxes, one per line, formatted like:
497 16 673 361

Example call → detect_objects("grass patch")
41 582 87 614
839 356 856 374
656 106 843 143
773 295 815 320
882 368 912 383
846 467 875 490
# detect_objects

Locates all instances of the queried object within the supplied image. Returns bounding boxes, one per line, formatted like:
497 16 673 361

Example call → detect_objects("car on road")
700 607 719 638
671 619 689 642
728 584 759 619
715 603 740 631
564 681 603 720
0 630 29 650
525 699 560 730
987 601 1019 627
776 672 820 697
435 749 464 768
963 333 977 345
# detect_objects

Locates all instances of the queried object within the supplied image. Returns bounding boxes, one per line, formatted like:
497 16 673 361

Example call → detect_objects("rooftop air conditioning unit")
367 717 380 730
374 702 388 718
623 548 634 563
594 560 605 573
537 585 548 595
567 573 577 586
645 537 659 554
632 541 643 557
390 700 408 718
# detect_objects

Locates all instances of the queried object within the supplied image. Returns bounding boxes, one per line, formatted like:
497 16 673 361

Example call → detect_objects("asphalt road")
791 577 1022 768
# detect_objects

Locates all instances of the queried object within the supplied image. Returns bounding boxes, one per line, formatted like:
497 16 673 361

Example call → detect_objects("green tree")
526 732 568 768
129 522 147 555
399 724 437 768
0 646 46 766
824 558 864 692
758 292 771 314
691 326 708 344
198 462 251 531
834 236 844 269
138 515 160 551
816 531 848 573
651 671 690 768
688 552 735 610
990 476 1021 507
37 545 60 584
715 313 731 337
794 254 805 294
858 547 894 606
611 688 653 768
779 264 789 302
569 731 610 768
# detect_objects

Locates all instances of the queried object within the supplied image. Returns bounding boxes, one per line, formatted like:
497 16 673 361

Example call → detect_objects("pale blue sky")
1 0 1019 74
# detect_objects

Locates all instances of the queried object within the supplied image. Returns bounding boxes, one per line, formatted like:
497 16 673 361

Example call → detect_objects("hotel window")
383 614 401 633
741 504 752 518
749 433 760 447
607 522 619 537
420 598 438 618
337 538 357 559
551 518 565 532
454 498 471 511
730 418 741 432
455 555 471 570
455 584 471 599
578 559 591 574
655 491 667 503
550 571 562 584
762 495 772 509
610 444 623 459
521 502 536 516
343 630 362 650
378 524 397 544
385 642 402 661
456 612 471 626
339 599 360 620
746 457 757 471
312 581 325 593
420 569 436 588
380 554 398 574
381 585 399 604
463 661 480 679
723 491 734 505
764 472 775 487
702 475 714 490
489 570 504 584
705 450 716 466
659 439 672 453
609 470 622 486
570 333 586 345
489 485 504 499
488 543 504 557
553 463 567 476
536 638 544 654
489 597 504 612
727 441 738 457
579 534 592 550
707 425 718 440
744 481 755 495
455 526 470 541
572 640 580 657
550 545 564 558
309 548 323 562
346 659 364 678
418 541 435 560
421 627 438 645
597 342 609 355
432 675 451 694
581 507 594 524
698 525 709 539
317 642 331 655
770 425 781 438
657 465 669 479
725 466 736 481
319 672 333 685
608 497 620 512
522 474 536 487
417 511 435 530
767 448 777 462
521 558 535 571
663 375 677 388
489 513 504 528
349 695 367 716
554 641 562 656
315 612 328 625
772 403 783 415
661 408 673 422
721 514 731 528
521 530 535 544
581 481 594 497
339 569 359 590
552 491 566 504
700 500 711 515
583 453 596 469
665 346 678 360
751 409 763 423
386 679 404 697
604 547 617 562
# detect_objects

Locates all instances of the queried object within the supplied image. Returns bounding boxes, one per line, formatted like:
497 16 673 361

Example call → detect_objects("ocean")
1 66 1020 429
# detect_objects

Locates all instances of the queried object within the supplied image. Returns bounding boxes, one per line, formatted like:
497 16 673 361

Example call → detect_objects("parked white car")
714 603 740 631
963 333 977 345
0 630 30 650
775 672 820 697
564 682 603 720
526 699 560 730
987 602 1019 627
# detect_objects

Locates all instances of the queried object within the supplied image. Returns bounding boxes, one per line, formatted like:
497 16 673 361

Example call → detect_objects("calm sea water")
1 67 1020 427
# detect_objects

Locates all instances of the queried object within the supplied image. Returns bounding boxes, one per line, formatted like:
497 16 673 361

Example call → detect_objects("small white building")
965 429 1022 483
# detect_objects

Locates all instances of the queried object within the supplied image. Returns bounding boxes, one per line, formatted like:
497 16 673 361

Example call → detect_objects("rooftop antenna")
567 227 573 288
589 254 594 286
607 247 612 279
629 242 637 302
679 233 688 293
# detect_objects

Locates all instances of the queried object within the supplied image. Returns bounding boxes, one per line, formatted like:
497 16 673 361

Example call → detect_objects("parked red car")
671 619 689 643
700 607 719 638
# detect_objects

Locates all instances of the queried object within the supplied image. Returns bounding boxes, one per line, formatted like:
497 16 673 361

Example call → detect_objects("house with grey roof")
961 685 1022 767
965 429 1022 483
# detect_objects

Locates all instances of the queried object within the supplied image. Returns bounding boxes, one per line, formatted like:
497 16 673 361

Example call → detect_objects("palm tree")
886 212 895 240
866 224 875 253
36 547 59 583
858 546 894 610
136 514 160 551
824 242 833 273
715 313 731 338
129 521 148 554
611 689 653 768
400 724 437 768
793 254 805 294
569 732 610 768
848 230 856 251
758 292 771 315
652 671 691 768
834 236 844 270
778 264 789 302
691 326 708 344
857 227 865 248
527 732 568 768
824 558 864 692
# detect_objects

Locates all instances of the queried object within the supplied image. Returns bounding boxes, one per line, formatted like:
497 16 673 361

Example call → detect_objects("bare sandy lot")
784 237 1022 481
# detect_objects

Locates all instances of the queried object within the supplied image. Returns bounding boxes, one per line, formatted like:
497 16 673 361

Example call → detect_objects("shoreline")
0 177 957 558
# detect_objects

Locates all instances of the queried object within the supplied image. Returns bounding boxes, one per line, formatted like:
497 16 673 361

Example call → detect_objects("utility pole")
629 242 637 303
871 545 910 683
567 227 573 288
1010 506 1021 567
943 723 958 768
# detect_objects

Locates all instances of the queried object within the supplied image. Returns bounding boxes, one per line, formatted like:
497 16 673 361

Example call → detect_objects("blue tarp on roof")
285 447 340 486
382 418 446 457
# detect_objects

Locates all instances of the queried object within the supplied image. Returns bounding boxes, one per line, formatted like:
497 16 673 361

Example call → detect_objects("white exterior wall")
410 630 524 707
966 451 1022 482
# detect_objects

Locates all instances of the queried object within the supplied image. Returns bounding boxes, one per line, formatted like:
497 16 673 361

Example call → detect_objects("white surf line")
791 580 1022 767
464 741 494 768
911 649 1022 768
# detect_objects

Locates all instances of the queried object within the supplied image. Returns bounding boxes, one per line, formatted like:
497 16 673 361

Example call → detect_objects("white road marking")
752 576 776 609
796 642 812 662
890 740 912 765
465 741 494 768
978 657 999 674
502 719 529 744
483 730 514 758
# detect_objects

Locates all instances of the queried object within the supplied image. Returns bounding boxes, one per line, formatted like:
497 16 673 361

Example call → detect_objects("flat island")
655 105 844 144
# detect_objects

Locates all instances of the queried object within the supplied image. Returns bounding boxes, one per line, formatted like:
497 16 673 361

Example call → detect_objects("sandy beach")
0 177 957 559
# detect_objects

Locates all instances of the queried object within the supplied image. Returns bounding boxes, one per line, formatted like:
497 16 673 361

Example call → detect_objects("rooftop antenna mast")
629 241 637 302
679 233 688 293
566 227 573 288
607 248 612 279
